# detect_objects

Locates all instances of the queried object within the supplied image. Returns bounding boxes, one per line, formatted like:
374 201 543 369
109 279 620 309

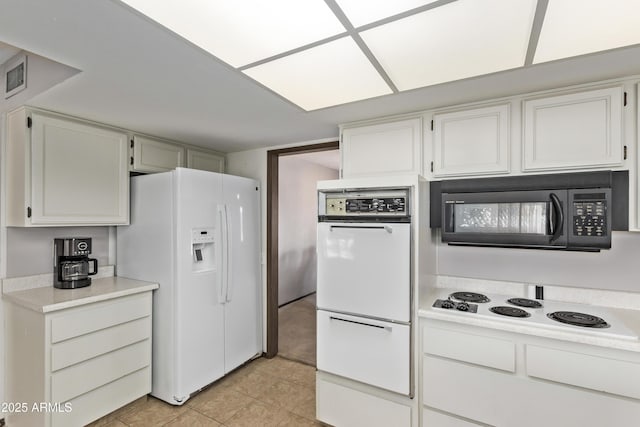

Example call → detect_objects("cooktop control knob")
456 302 470 312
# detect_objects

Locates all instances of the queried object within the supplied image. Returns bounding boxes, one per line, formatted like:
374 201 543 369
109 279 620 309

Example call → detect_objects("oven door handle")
549 193 564 243
329 316 392 331
329 225 393 233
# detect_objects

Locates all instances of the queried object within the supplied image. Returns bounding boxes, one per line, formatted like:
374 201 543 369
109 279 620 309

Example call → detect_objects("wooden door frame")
265 140 339 358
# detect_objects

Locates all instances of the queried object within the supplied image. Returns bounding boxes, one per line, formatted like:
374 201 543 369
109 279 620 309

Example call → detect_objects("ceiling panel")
119 0 346 68
243 37 393 111
360 0 537 91
534 0 640 64
334 0 441 27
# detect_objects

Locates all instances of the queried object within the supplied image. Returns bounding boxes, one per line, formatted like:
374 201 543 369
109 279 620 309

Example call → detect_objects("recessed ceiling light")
243 37 393 111
334 0 441 27
534 0 640 64
119 0 346 68
360 0 537 90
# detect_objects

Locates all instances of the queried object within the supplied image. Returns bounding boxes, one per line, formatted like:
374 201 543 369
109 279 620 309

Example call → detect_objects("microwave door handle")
549 193 564 243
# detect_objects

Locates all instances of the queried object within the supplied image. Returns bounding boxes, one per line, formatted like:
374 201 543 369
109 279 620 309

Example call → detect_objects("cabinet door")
30 113 128 225
432 103 510 177
186 148 225 173
523 86 624 171
341 117 422 178
131 135 185 173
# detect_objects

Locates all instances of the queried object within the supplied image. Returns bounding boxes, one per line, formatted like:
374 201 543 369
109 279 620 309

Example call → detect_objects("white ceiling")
1 0 640 153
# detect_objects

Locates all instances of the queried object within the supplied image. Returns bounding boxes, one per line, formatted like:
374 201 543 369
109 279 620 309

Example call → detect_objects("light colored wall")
278 155 338 306
436 231 640 293
5 226 110 278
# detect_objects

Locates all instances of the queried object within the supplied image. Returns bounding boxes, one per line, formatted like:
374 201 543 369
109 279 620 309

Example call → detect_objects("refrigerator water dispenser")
192 228 215 272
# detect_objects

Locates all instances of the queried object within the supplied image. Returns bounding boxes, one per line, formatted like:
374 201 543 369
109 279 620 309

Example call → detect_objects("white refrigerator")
117 167 262 405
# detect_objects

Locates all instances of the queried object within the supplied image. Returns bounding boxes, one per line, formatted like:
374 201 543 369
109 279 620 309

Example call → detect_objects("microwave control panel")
569 188 611 248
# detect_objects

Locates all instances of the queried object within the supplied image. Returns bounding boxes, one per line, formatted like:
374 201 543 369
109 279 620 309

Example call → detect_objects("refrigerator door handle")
224 205 233 303
217 205 227 304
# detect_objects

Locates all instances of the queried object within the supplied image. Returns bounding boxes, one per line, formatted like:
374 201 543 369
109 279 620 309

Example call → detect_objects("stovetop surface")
432 290 638 341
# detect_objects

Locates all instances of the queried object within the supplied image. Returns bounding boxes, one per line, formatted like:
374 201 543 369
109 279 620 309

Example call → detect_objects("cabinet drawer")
50 293 151 343
422 407 483 427
423 326 515 372
526 345 640 399
317 374 411 427
317 310 410 394
52 367 150 427
51 340 150 402
51 316 151 371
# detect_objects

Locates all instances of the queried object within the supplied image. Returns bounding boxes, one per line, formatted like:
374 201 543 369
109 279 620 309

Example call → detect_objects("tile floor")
278 293 316 366
89 356 321 426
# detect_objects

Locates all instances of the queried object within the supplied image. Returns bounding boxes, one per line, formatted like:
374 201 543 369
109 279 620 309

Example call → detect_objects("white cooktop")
431 289 639 341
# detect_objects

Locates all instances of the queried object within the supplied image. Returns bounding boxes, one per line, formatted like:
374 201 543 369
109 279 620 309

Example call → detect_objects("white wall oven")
316 187 412 396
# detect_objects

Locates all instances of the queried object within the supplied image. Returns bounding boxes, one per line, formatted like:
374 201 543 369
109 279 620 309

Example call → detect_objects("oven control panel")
319 188 409 219
572 198 606 237
567 188 612 249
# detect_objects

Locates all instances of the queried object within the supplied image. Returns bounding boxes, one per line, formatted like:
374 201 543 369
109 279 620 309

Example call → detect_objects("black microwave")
430 171 628 251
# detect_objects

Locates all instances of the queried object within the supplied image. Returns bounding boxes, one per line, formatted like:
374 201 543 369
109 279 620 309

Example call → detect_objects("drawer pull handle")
329 316 391 331
329 225 393 233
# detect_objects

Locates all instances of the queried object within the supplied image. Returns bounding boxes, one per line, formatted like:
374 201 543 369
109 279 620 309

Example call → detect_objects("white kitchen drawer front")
422 407 483 427
51 340 150 402
423 326 515 372
526 344 640 399
50 293 151 343
51 316 151 371
317 310 410 395
52 367 150 427
317 374 411 427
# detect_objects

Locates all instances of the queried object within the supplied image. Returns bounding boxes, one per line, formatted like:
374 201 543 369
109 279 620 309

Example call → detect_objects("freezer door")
221 174 262 372
317 222 411 322
174 168 225 399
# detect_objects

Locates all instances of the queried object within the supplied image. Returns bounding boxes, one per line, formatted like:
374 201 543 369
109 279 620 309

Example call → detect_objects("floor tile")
189 387 257 423
255 379 314 411
291 392 316 421
230 369 280 399
117 396 187 427
277 411 322 426
224 400 289 427
163 409 222 426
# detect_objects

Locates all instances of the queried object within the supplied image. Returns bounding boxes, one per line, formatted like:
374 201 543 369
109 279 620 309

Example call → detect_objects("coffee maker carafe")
54 238 98 289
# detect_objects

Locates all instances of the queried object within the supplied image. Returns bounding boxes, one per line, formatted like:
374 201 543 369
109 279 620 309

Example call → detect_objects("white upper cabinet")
522 86 625 172
130 135 185 173
431 103 510 177
341 117 422 178
186 148 225 173
6 108 129 226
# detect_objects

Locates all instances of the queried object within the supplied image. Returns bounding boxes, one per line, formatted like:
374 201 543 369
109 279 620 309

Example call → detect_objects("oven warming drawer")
317 310 410 395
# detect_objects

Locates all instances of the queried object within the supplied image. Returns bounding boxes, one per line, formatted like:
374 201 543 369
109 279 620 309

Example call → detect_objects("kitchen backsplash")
5 226 110 277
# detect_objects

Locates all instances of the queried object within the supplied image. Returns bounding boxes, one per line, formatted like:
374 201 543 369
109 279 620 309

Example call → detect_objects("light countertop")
419 286 640 353
2 276 159 313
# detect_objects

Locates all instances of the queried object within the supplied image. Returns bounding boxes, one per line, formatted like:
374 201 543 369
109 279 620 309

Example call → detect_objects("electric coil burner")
450 292 490 303
490 306 531 318
547 311 610 328
507 298 543 309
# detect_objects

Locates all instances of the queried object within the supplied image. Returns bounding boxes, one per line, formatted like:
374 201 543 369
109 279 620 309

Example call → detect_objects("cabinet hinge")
430 161 434 173
26 116 32 128
624 91 628 107
130 139 134 148
27 207 32 218
130 156 134 166
624 145 628 160
430 120 434 131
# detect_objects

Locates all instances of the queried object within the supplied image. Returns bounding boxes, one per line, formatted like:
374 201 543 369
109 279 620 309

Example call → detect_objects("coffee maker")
53 238 98 289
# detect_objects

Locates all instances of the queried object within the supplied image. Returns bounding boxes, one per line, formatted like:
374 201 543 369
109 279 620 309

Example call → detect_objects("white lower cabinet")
420 319 640 427
5 292 153 427
317 371 414 427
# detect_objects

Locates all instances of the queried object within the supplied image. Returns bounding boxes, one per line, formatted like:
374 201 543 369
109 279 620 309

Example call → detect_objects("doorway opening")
266 141 339 362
